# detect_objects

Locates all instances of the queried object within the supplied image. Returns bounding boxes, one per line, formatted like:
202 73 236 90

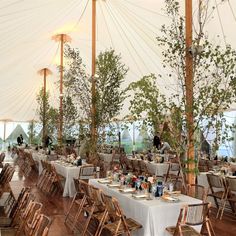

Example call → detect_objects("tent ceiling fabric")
0 0 236 121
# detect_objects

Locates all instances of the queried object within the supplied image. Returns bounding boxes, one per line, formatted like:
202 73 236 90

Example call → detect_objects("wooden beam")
91 0 97 157
52 34 71 146
38 68 52 147
185 0 195 184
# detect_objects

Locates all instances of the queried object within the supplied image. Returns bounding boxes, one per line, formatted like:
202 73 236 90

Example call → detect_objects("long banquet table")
129 158 169 176
146 162 169 176
52 161 83 197
89 179 202 236
51 161 100 197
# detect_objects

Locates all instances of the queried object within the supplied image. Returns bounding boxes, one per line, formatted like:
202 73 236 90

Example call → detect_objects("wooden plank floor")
3 155 236 236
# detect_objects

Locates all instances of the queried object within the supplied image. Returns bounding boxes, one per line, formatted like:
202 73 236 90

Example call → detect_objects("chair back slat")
79 165 95 179
102 193 119 222
207 174 224 189
187 184 208 202
226 177 236 192
33 214 52 236
182 203 209 226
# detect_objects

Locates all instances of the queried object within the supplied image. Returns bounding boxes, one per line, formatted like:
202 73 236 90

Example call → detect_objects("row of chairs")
122 158 185 191
198 159 217 172
0 187 52 236
16 149 36 177
0 164 15 198
65 180 142 236
122 158 150 176
37 160 64 195
206 173 236 219
0 152 5 168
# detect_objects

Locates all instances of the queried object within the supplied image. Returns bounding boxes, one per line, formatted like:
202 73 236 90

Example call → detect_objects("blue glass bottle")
155 181 163 197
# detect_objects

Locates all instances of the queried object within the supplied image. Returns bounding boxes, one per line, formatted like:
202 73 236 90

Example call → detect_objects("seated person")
230 164 236 176
160 141 171 154
17 136 22 146
153 132 161 150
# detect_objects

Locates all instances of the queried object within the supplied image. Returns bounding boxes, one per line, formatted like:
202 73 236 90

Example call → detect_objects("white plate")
98 179 111 184
161 196 180 202
107 183 120 188
119 188 135 193
132 194 148 199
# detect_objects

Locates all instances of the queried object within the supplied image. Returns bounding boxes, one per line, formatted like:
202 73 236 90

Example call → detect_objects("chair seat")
103 218 142 234
0 217 13 227
0 228 17 236
228 193 236 202
166 225 201 236
208 191 225 199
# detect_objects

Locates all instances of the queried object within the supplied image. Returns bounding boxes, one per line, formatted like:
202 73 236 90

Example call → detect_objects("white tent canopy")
0 0 236 121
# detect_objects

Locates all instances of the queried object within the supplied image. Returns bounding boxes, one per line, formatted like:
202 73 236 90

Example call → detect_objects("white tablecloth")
52 161 82 197
146 162 169 176
32 153 48 174
129 158 169 177
51 161 99 197
24 149 48 174
89 179 202 236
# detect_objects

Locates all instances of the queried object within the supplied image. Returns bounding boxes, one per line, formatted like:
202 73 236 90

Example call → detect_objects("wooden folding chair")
166 202 216 236
96 194 142 236
187 184 208 202
16 200 43 235
79 165 96 181
206 173 226 219
223 176 236 217
72 184 96 236
0 187 31 227
64 192 87 230
25 213 52 236
34 214 52 236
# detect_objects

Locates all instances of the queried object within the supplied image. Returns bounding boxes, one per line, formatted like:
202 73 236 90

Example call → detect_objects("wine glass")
136 180 141 192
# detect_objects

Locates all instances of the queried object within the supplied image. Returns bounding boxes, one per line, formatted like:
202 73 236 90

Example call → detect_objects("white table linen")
89 179 201 236
24 149 48 174
146 162 169 176
129 158 169 177
51 161 99 197
52 161 82 197
32 153 48 174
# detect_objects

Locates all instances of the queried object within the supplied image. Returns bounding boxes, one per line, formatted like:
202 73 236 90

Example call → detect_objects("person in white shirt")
160 141 171 154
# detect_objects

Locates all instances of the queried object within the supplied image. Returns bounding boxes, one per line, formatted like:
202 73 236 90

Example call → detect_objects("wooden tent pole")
59 34 64 147
91 0 97 157
38 68 52 147
52 34 71 146
185 0 195 185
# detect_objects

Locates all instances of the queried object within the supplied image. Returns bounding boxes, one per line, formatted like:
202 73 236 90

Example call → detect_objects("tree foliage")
63 46 128 149
64 45 91 121
63 95 79 138
128 0 236 159
156 0 236 155
126 74 167 134
36 88 58 142
96 49 128 127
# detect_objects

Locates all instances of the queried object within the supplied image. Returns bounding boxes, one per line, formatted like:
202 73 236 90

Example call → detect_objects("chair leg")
206 219 216 236
94 210 108 236
64 194 77 223
219 198 227 220
72 197 87 232
81 205 95 236
213 196 219 209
